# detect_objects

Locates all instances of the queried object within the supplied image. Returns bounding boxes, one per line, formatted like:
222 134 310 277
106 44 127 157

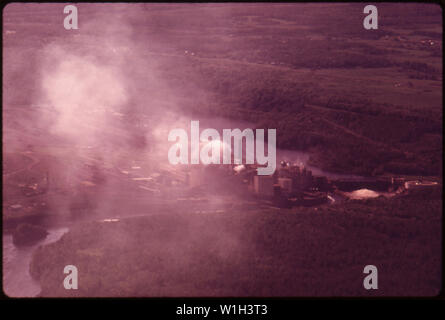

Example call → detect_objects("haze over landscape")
2 3 442 297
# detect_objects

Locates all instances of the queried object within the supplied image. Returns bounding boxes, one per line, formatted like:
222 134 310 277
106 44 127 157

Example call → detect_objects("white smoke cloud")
40 45 127 144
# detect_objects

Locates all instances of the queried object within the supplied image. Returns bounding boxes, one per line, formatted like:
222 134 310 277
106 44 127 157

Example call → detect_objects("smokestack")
46 171 50 191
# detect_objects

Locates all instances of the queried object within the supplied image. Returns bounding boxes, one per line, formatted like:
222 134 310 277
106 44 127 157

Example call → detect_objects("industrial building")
179 158 439 209
253 175 274 196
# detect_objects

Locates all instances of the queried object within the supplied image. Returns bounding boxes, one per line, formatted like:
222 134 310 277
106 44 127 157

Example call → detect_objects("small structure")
10 204 22 211
253 175 274 196
404 180 438 190
278 178 292 193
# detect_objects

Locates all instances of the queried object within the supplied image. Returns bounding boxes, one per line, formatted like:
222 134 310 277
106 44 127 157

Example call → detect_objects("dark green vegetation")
30 187 441 296
133 3 442 176
4 3 442 176
13 223 48 246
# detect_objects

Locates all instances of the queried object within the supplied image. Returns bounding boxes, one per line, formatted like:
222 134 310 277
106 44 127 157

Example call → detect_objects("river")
2 227 68 297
